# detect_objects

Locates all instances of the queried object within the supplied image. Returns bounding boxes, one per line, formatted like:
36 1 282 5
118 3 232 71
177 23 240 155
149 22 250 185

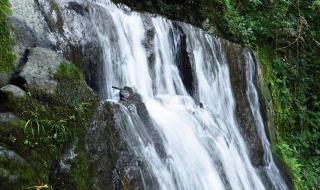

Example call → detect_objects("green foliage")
0 0 15 72
257 45 320 189
8 91 92 157
23 109 70 144
275 138 303 190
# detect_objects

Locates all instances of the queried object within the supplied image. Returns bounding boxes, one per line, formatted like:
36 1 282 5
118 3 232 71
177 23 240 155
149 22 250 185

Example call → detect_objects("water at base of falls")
90 1 289 189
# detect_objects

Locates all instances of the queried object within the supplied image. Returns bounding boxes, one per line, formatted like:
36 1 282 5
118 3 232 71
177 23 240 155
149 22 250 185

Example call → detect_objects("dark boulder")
86 101 160 190
172 22 196 97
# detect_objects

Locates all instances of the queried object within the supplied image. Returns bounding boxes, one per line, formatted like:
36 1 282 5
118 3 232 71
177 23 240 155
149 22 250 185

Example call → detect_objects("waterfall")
245 53 288 190
87 0 288 189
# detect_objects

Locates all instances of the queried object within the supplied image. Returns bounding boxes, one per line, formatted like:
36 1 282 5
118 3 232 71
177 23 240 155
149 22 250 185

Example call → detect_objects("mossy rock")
255 50 276 143
0 146 36 190
0 119 50 189
0 58 99 189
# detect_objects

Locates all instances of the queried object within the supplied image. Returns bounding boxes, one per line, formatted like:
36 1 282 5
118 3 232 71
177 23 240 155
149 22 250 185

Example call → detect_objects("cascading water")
87 0 289 189
245 53 288 190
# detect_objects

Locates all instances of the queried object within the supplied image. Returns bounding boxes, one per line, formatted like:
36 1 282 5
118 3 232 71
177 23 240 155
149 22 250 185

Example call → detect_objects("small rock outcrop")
18 47 65 93
0 84 26 98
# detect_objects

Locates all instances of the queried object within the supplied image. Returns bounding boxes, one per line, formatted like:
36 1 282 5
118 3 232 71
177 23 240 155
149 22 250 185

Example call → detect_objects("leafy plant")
275 139 303 190
23 109 70 144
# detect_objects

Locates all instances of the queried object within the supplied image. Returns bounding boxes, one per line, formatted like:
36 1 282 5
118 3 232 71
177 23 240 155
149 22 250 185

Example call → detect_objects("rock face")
87 101 159 190
33 0 105 94
119 87 166 158
255 56 276 143
9 0 50 67
18 47 64 93
10 0 46 37
173 23 196 98
222 40 266 167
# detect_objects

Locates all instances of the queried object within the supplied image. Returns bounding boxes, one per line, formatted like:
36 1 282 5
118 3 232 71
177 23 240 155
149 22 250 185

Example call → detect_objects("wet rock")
119 87 167 159
173 22 195 97
54 2 106 94
255 56 276 143
65 43 104 94
49 159 77 190
49 141 78 190
273 154 295 190
119 87 134 101
142 15 156 67
222 40 266 167
87 101 159 190
19 47 64 93
0 85 26 98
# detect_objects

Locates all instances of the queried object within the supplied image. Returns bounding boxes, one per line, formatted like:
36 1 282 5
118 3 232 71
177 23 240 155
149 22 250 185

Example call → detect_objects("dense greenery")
201 0 320 189
0 0 15 72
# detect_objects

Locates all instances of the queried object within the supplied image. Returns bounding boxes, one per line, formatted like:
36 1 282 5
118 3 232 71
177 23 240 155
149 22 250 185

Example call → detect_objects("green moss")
0 0 16 73
0 153 36 189
256 48 295 132
54 62 84 81
274 138 303 190
0 118 50 188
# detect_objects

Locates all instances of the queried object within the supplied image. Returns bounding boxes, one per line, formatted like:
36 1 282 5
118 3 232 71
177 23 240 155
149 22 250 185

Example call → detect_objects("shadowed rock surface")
222 40 265 167
87 101 159 190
